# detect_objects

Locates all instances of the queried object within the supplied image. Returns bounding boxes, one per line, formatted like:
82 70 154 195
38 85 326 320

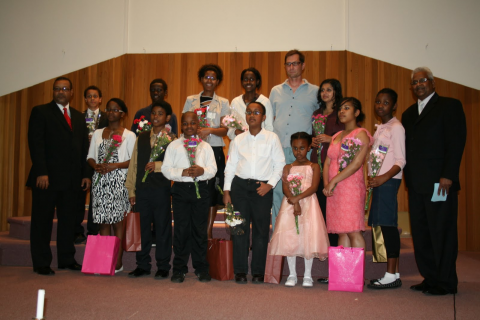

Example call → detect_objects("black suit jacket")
401 93 466 194
83 109 109 129
27 100 92 190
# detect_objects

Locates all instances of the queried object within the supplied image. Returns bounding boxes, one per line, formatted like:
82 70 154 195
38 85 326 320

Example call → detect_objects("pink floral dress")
326 128 372 233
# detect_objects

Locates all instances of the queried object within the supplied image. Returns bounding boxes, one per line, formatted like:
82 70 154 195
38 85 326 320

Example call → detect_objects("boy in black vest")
126 101 175 279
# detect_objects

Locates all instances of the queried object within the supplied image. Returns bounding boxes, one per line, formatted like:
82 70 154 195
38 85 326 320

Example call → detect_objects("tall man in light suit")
27 77 91 275
402 67 466 295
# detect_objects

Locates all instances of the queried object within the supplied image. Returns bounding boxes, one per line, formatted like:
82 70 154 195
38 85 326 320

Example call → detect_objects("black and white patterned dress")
92 139 130 224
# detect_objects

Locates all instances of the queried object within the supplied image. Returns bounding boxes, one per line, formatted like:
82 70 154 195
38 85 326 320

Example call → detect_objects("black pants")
208 146 226 206
231 176 273 275
171 181 210 274
379 226 400 258
408 189 458 292
30 187 77 268
316 177 338 246
75 189 99 236
135 187 172 271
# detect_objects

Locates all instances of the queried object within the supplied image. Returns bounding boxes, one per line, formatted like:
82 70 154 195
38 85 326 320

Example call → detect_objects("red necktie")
63 107 72 130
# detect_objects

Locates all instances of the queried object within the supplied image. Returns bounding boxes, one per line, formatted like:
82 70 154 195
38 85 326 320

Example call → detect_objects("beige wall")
1 0 479 97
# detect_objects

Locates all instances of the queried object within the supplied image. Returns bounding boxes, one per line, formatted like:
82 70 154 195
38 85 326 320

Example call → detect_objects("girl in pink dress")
269 132 329 287
323 97 372 251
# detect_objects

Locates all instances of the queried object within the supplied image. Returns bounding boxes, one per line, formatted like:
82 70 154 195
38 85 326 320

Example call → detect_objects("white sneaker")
303 277 314 287
285 275 297 287
115 266 124 274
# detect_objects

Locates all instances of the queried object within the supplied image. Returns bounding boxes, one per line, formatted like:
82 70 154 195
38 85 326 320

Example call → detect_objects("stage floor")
1 251 479 320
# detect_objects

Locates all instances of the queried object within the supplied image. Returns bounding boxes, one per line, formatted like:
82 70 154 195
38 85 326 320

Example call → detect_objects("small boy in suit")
125 101 175 279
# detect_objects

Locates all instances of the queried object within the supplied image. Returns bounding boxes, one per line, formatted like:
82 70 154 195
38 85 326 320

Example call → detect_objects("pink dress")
268 164 329 260
326 128 372 234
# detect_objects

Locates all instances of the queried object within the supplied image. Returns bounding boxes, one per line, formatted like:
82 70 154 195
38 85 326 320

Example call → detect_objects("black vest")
135 131 171 190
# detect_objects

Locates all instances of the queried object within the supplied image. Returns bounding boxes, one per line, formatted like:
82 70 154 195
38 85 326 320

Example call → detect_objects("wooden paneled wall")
0 51 478 251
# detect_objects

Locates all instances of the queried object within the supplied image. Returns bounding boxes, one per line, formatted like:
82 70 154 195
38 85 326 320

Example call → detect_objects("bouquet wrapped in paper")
194 107 210 128
133 115 152 134
287 173 303 234
222 114 248 132
94 134 123 186
312 114 328 173
365 142 389 211
184 137 203 199
224 202 245 236
142 130 174 182
333 137 363 191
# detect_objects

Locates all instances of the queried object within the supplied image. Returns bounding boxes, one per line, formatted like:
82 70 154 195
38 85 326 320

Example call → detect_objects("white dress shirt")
227 94 274 140
224 129 285 190
418 91 435 114
56 103 70 117
162 135 217 182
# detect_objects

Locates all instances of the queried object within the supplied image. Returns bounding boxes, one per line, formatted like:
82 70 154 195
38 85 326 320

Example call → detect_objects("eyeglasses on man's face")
53 87 71 92
245 110 263 115
411 78 430 86
284 61 302 67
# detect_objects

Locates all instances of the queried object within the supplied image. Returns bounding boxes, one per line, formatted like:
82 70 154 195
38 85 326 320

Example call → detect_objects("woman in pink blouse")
366 88 406 290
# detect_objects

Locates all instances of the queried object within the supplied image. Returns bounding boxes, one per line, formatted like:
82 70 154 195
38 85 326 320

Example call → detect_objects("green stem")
194 181 201 199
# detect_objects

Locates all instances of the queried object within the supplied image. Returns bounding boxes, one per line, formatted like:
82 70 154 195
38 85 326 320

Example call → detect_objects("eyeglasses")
411 78 430 86
106 109 124 113
53 87 71 92
203 76 217 81
86 94 99 99
245 110 263 115
284 61 302 67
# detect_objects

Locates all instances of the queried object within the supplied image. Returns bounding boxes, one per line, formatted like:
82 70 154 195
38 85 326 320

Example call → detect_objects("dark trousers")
171 181 210 274
30 187 77 268
316 177 338 246
135 187 172 271
380 226 400 258
75 189 99 235
231 176 273 275
208 146 226 206
408 189 458 291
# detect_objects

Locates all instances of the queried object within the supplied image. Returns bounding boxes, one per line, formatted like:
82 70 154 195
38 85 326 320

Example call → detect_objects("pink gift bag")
81 235 120 276
328 246 365 292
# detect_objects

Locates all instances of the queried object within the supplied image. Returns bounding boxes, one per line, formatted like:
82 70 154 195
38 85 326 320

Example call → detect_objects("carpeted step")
7 215 400 252
0 231 417 279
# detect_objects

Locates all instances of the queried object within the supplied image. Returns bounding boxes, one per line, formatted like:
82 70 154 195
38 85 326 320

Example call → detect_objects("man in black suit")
74 85 109 244
27 77 91 275
402 67 466 295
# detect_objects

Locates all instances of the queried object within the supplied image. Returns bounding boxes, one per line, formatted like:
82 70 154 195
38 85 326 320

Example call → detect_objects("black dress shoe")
34 266 55 276
58 261 82 271
235 273 247 284
251 274 264 284
317 277 329 284
424 286 456 295
74 233 87 244
154 270 169 279
196 272 212 282
128 268 151 278
410 281 429 292
171 272 185 283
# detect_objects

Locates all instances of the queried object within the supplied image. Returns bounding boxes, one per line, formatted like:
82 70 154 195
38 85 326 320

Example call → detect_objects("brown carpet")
1 252 479 320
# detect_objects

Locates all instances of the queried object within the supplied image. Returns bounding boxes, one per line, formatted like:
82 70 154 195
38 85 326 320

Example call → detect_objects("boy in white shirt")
162 112 217 283
223 102 285 284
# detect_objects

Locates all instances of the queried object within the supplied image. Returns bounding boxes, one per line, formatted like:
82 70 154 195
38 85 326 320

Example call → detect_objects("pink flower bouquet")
365 142 389 211
222 114 248 132
312 114 328 174
333 137 363 191
183 137 203 199
287 173 303 234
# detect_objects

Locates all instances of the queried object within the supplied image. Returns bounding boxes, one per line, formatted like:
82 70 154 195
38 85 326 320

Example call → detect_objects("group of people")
27 49 466 296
